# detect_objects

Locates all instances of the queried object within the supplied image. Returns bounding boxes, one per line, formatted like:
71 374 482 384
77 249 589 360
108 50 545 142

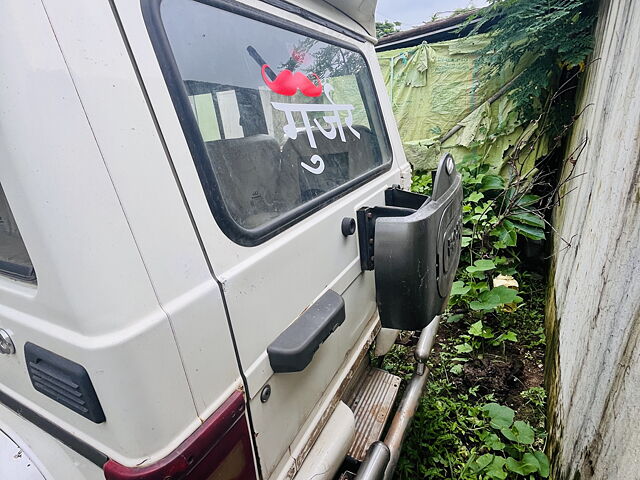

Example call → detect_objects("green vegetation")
377 1 597 477
470 0 597 122
376 20 401 39
412 149 548 292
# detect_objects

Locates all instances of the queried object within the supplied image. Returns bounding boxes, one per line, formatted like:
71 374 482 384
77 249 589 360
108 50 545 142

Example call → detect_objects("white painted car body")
0 426 45 480
0 0 411 479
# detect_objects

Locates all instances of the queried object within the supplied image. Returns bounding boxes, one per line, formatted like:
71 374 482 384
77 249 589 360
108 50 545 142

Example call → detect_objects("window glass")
160 0 391 231
0 183 35 281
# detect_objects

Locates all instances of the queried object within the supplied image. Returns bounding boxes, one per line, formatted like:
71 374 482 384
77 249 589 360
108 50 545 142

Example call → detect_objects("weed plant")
385 274 549 479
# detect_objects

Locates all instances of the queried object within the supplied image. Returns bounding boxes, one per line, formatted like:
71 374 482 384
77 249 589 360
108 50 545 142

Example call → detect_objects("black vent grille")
24 343 105 423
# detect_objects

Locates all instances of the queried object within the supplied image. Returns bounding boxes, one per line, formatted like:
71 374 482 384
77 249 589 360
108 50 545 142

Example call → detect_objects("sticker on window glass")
250 49 361 175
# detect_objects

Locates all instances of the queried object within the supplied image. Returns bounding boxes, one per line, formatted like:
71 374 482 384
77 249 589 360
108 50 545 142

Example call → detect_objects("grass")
383 272 548 479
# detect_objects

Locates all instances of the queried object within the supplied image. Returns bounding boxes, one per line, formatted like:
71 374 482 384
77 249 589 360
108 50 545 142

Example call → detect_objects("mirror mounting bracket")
356 195 417 271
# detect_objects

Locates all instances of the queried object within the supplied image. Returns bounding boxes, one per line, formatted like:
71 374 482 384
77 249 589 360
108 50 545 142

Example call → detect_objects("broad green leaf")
461 236 472 247
521 453 542 474
491 286 523 303
491 223 517 247
470 453 494 473
455 343 473 353
501 420 535 445
505 456 539 476
469 320 494 339
509 211 545 228
485 456 508 480
475 205 488 214
446 313 464 323
468 191 484 203
493 331 518 345
505 457 521 475
483 433 506 451
533 451 550 478
482 403 515 429
480 174 506 191
494 256 509 265
511 221 546 240
500 426 516 442
467 176 483 185
468 320 484 336
476 453 494 469
516 194 541 208
469 286 523 311
482 328 496 340
503 331 518 341
469 299 499 311
451 281 471 296
466 259 496 273
505 453 540 475
450 364 463 375
514 421 535 445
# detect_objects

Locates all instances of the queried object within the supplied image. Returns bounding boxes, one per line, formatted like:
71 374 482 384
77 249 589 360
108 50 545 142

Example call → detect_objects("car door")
119 0 410 477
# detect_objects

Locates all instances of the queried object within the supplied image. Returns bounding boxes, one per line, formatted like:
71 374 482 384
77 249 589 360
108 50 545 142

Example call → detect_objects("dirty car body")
0 1 461 479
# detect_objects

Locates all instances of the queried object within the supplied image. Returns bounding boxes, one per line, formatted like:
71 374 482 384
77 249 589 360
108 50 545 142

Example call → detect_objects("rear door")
124 0 408 476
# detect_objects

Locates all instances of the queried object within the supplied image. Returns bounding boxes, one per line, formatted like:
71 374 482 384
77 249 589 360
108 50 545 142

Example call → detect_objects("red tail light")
103 390 257 480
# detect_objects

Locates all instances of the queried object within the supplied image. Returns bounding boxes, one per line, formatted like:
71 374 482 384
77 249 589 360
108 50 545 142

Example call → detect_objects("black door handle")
267 290 345 373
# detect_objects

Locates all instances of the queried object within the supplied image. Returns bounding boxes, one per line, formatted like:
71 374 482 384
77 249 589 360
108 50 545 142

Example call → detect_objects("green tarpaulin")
377 34 547 175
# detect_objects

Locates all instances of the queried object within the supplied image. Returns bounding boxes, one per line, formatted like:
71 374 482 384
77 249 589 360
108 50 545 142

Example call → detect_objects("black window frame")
0 185 36 283
142 0 393 246
0 260 36 283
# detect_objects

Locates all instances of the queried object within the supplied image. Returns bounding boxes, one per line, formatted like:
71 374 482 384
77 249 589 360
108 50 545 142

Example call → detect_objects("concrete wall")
547 0 640 478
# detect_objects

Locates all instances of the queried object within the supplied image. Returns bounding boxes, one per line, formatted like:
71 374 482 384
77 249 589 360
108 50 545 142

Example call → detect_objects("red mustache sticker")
261 65 323 97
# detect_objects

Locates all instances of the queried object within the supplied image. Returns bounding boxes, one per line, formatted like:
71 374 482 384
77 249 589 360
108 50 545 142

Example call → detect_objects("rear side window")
148 0 391 244
0 183 35 281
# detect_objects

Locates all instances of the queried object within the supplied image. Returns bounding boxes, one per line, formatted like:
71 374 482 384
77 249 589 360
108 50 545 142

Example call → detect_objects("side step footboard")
346 368 401 462
355 316 440 480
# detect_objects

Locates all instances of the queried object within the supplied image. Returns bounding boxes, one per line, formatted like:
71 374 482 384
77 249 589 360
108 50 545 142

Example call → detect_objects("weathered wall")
547 0 640 478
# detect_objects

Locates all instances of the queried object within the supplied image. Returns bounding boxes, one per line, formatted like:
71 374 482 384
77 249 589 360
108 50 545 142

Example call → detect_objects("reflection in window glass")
161 0 390 231
0 183 35 281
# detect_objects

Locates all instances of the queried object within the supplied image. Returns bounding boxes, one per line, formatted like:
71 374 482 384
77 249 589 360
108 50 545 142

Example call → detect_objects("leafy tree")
471 0 597 121
279 37 362 79
376 20 401 39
